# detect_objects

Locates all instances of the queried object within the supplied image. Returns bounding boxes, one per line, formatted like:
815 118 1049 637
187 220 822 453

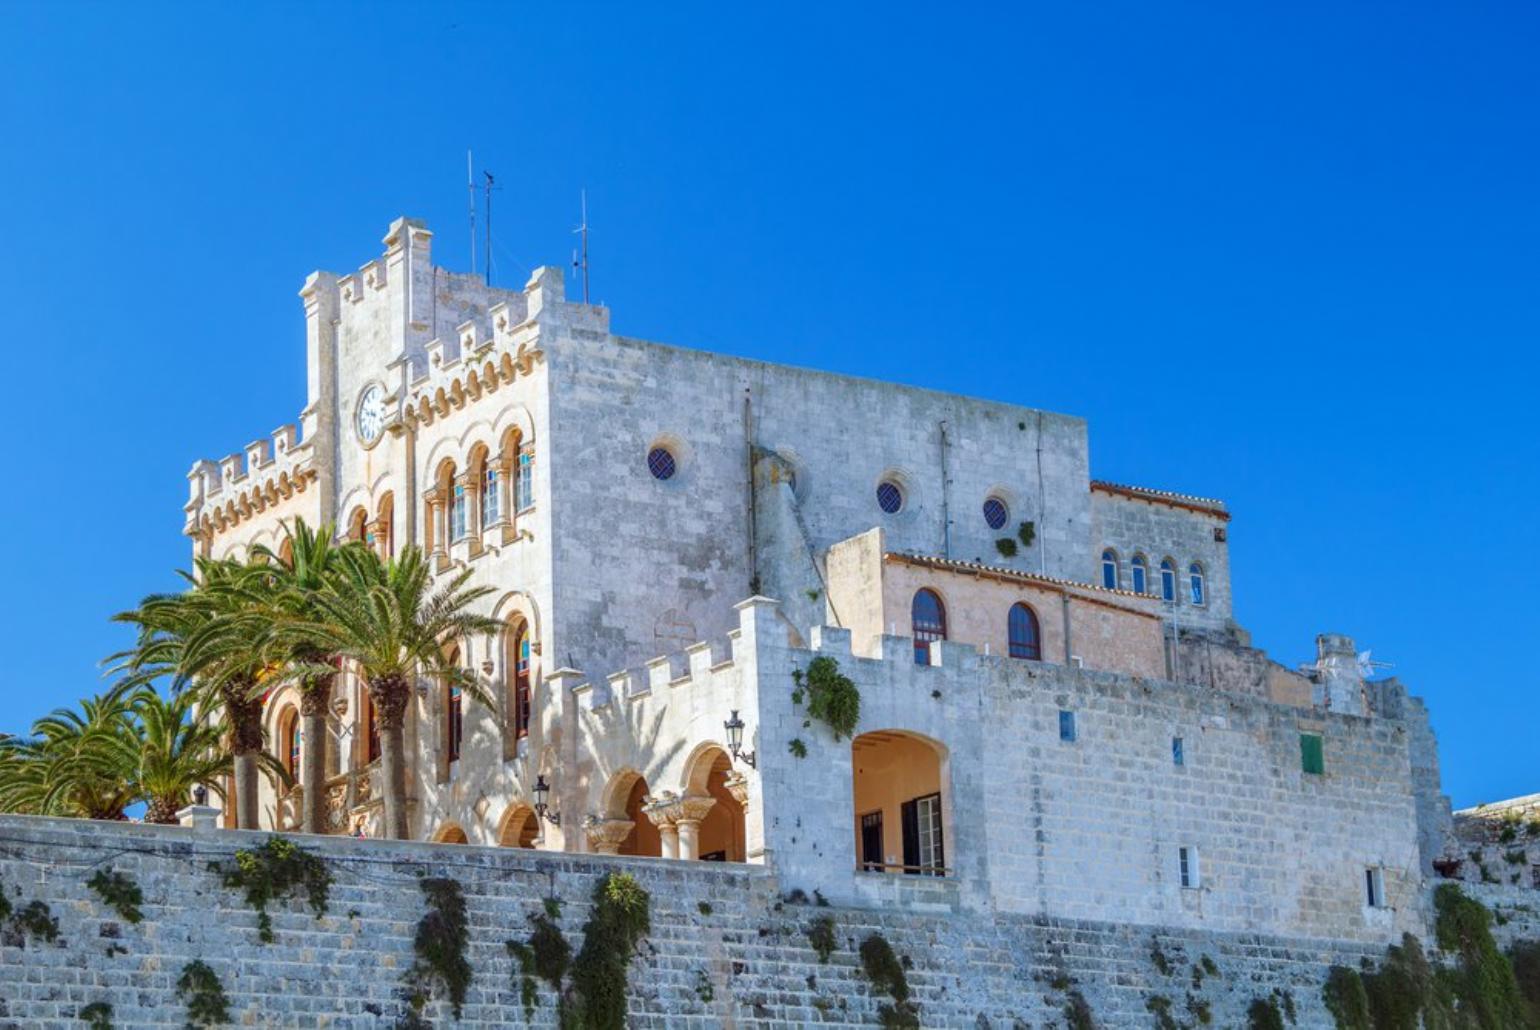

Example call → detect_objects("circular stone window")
647 446 678 481
983 496 1009 530
876 479 904 514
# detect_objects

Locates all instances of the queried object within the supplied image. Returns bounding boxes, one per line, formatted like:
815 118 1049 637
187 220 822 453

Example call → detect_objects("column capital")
585 817 634 855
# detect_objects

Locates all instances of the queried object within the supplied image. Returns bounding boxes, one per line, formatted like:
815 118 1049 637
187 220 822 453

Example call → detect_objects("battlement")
184 422 316 538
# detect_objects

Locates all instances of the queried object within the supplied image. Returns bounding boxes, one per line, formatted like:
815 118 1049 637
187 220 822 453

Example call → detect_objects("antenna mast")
572 189 590 303
483 171 495 286
467 150 477 277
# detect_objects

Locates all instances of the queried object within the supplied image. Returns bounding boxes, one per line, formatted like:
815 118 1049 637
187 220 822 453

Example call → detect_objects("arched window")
911 589 946 665
1160 559 1177 602
1131 554 1148 595
482 463 501 527
348 508 368 543
1101 549 1119 590
1008 603 1041 660
510 620 531 740
279 706 301 778
376 493 395 557
445 647 464 764
516 444 535 510
1189 563 1206 606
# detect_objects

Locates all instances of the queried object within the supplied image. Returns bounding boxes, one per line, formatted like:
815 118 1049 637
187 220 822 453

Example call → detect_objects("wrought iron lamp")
533 773 561 826
723 710 757 769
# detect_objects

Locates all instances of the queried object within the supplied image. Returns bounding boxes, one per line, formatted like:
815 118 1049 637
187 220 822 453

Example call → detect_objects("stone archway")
496 805 539 849
588 770 662 857
679 745 747 862
432 822 469 845
851 730 948 876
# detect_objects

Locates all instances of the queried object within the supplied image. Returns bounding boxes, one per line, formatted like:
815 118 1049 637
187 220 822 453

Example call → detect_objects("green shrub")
1017 521 1036 548
994 537 1018 559
221 836 330 943
176 960 230 1028
807 915 837 963
1434 883 1528 1029
1146 995 1177 1030
1064 989 1096 1030
1323 965 1370 1030
859 933 910 1002
87 868 144 924
1512 940 1540 1019
1247 997 1285 1030
794 657 861 741
79 1001 113 1030
10 900 59 943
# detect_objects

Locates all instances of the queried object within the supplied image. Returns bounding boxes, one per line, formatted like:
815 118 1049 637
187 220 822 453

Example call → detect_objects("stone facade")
163 216 1521 995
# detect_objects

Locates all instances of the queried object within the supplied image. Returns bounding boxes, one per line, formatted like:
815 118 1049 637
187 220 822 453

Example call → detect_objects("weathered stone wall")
0 815 1408 1029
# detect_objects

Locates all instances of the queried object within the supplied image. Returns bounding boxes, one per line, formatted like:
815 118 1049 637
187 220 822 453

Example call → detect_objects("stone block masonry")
0 814 1416 1028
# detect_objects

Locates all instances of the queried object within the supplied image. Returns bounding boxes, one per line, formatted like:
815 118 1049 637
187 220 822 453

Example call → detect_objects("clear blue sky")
1 4 1534 808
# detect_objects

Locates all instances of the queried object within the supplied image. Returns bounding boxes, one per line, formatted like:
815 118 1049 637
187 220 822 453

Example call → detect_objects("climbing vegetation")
791 657 860 741
406 876 473 1019
559 872 652 1030
87 868 144 924
807 914 837 963
858 932 918 1029
79 1001 113 1030
176 960 231 1028
221 836 330 943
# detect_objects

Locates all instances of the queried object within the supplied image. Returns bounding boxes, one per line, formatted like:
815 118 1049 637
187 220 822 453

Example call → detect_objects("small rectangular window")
1179 846 1199 889
1365 867 1384 908
1172 737 1185 766
1058 710 1076 742
1300 733 1325 775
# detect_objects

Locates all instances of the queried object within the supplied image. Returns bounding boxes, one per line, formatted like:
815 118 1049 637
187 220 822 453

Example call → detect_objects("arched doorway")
851 731 948 876
432 823 469 844
497 805 540 848
685 746 746 862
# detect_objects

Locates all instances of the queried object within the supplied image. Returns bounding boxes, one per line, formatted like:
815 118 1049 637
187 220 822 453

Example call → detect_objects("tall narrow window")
1365 867 1385 908
859 811 884 871
1160 559 1177 602
1131 554 1148 595
1189 562 1206 606
482 465 500 527
450 484 468 541
280 706 300 778
1059 709 1077 742
516 446 535 510
512 622 531 739
1172 736 1185 766
446 647 464 765
1179 846 1200 888
1008 603 1041 660
1101 549 1119 590
911 589 946 665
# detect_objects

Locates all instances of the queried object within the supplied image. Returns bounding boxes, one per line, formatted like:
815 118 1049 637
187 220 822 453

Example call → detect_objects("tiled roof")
1090 480 1230 519
884 551 1163 617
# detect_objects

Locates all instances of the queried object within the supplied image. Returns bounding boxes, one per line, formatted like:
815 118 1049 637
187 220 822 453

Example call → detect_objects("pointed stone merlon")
1317 633 1366 716
524 266 565 320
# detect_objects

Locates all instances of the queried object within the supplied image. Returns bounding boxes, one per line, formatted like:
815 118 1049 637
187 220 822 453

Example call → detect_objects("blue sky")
0 3 1534 808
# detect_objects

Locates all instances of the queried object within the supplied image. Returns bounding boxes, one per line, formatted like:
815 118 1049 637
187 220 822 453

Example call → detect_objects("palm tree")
0 687 139 820
112 557 281 829
294 543 499 839
252 519 362 834
129 687 242 824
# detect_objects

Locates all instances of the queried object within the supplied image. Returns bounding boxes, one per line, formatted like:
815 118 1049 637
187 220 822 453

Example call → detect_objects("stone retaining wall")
0 815 1432 1028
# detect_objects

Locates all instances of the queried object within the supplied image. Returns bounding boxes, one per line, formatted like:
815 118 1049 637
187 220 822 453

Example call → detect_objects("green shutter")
1300 733 1325 775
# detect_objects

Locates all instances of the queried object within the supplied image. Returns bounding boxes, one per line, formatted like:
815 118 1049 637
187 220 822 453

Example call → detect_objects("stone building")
182 216 1453 944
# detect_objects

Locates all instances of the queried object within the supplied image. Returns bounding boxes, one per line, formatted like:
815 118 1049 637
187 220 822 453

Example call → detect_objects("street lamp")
533 773 560 826
723 710 756 769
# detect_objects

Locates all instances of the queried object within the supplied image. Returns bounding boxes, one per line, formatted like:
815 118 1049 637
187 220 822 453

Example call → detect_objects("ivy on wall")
792 657 860 742
560 872 652 1030
176 960 231 1028
406 876 473 1019
220 836 331 944
87 869 144 924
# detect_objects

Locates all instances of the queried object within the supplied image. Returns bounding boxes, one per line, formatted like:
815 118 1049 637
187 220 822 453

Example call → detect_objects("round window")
647 447 677 481
876 479 904 514
983 497 1009 530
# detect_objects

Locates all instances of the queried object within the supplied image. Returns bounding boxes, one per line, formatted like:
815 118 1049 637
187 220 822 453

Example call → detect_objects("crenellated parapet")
184 422 316 540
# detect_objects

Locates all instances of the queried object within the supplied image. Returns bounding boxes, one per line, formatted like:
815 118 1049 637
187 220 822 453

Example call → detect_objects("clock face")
356 385 386 446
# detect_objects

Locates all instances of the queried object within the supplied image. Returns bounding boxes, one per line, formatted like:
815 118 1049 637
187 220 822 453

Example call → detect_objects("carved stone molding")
586 817 635 855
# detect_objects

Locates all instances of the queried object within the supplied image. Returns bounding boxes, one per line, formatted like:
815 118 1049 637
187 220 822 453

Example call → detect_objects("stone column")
458 471 481 550
424 490 446 559
642 793 682 859
675 795 717 861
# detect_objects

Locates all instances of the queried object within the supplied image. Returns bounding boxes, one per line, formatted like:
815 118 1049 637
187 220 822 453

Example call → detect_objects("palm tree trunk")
145 796 181 825
299 676 333 835
223 679 266 830
371 673 411 840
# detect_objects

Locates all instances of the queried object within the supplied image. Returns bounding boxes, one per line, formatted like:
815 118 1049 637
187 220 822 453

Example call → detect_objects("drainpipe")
744 387 758 594
1060 592 1073 664
939 420 951 559
1035 412 1047 576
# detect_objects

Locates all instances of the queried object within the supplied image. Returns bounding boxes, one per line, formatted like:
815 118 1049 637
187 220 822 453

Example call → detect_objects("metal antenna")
572 189 590 303
483 170 496 286
467 150 477 276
